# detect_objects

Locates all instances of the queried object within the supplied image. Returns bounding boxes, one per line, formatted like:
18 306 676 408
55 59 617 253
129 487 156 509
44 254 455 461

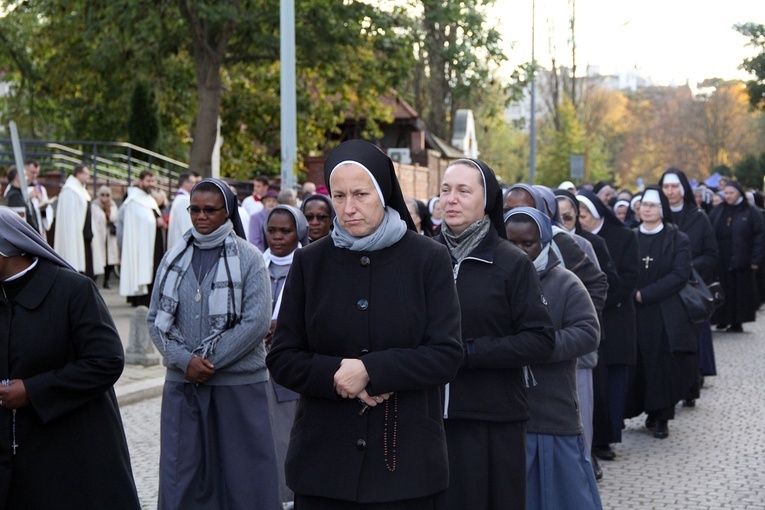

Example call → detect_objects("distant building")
303 95 473 199
506 64 654 131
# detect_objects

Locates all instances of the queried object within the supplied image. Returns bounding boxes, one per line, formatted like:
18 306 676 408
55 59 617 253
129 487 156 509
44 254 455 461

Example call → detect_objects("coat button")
360 256 370 267
356 439 367 451
357 299 369 310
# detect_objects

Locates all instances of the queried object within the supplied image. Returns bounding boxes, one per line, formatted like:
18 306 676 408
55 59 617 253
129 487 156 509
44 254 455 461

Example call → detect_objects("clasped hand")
0 380 29 409
184 356 215 384
334 358 391 406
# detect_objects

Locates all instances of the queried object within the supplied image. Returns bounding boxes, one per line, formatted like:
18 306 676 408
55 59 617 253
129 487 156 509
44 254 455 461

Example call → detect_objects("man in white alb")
54 164 95 277
167 171 201 248
119 170 165 306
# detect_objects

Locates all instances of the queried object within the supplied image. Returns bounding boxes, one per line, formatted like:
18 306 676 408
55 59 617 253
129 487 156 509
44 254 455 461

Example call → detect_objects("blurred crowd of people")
2 151 764 509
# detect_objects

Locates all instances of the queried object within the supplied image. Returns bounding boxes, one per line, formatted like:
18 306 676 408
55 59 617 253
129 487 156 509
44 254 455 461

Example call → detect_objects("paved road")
122 313 765 509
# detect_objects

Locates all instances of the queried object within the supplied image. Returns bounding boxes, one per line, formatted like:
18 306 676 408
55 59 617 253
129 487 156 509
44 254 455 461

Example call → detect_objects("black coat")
710 201 765 272
635 225 696 353
577 227 620 304
267 232 463 503
435 229 555 423
596 220 640 365
709 201 765 324
670 205 718 283
626 225 696 416
553 231 608 312
6 187 39 234
0 260 139 509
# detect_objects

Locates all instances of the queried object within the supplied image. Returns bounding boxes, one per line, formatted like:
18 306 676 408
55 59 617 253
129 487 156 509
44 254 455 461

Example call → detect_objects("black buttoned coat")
267 231 463 504
0 260 139 509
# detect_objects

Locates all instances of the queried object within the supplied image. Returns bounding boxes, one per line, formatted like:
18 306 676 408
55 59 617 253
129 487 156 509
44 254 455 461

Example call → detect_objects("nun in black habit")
709 181 765 332
0 206 140 509
576 189 639 458
267 140 464 509
660 168 719 389
623 186 696 439
434 162 555 510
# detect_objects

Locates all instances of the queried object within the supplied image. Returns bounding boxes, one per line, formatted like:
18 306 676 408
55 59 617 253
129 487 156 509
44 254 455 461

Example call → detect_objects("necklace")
195 259 216 302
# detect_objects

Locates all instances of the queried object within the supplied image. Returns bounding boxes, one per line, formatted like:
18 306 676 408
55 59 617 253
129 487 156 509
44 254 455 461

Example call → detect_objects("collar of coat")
5 258 59 310
436 227 499 264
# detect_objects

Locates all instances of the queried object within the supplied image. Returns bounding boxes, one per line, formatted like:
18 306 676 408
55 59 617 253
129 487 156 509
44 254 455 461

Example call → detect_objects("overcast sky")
493 0 764 87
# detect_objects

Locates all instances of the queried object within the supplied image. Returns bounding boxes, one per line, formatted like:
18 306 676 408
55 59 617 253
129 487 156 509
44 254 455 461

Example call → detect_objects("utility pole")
280 0 297 190
529 0 537 184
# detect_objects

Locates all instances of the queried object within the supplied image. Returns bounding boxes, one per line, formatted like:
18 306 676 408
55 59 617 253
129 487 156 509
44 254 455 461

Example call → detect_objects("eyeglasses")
187 205 226 216
640 202 660 209
99 193 111 197
561 214 575 222
305 214 330 222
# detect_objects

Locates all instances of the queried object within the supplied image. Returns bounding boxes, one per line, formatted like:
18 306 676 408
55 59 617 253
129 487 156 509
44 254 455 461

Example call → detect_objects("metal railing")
0 139 188 196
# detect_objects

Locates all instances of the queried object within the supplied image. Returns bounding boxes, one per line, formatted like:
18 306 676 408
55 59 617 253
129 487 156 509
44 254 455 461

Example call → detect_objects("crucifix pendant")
195 289 201 302
642 255 654 269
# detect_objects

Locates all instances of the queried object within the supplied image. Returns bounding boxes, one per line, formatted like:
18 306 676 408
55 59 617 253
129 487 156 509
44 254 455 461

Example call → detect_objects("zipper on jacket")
443 255 492 419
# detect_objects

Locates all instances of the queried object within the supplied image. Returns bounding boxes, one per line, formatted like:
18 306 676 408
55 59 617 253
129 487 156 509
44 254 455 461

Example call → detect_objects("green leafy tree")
734 22 765 110
127 81 160 151
404 0 507 140
733 153 765 189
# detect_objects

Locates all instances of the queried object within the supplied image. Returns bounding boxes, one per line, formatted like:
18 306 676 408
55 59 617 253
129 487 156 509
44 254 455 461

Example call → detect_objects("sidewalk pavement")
99 283 167 407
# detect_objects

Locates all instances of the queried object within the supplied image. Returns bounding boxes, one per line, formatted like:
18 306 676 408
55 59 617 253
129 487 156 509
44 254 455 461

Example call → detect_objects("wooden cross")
642 255 654 269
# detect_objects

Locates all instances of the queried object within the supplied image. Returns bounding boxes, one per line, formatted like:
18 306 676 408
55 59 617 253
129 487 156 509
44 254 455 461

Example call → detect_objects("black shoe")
683 399 696 407
726 324 743 333
645 416 655 429
716 323 729 330
592 445 616 461
591 456 603 481
103 280 110 289
653 420 669 439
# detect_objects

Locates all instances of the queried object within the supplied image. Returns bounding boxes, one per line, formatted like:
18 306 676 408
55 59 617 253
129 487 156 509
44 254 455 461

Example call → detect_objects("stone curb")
116 377 165 407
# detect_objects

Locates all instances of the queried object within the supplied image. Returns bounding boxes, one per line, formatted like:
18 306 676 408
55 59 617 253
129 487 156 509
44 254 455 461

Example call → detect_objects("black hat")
323 140 416 231
449 158 506 238
659 167 696 209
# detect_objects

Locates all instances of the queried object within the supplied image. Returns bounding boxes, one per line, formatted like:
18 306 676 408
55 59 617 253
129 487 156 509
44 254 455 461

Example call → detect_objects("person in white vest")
167 171 201 248
53 164 96 277
119 170 165 307
25 160 55 239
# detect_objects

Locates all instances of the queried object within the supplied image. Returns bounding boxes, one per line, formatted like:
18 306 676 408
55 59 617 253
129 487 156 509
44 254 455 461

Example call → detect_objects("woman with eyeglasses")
147 178 280 509
622 185 695 440
300 194 335 242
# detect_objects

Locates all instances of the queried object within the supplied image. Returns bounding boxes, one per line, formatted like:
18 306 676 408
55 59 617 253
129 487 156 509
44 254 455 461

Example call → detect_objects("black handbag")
707 280 725 308
679 267 716 324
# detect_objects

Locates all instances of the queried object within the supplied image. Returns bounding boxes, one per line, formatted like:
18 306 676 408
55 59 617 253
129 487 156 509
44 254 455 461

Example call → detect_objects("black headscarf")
191 178 247 239
576 189 625 228
450 158 506 238
724 180 746 201
640 184 673 224
553 189 579 216
323 139 416 231
659 167 696 209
